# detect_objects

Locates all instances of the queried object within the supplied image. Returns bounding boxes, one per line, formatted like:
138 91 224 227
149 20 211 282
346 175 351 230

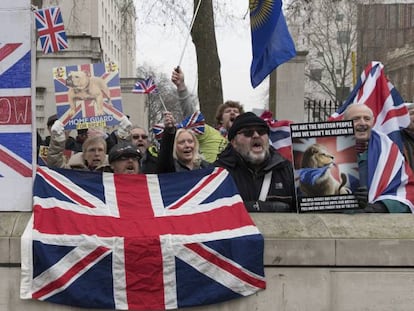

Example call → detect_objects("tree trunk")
191 0 223 125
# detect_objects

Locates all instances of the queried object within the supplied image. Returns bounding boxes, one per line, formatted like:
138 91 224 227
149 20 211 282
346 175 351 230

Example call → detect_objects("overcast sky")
134 1 268 113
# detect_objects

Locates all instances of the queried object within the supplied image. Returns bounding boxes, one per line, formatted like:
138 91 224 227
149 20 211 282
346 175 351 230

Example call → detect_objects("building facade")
357 0 414 102
285 0 357 104
286 0 414 105
34 0 147 138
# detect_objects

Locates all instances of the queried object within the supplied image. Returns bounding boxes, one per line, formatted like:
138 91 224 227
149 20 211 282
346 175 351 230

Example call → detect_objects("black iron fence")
304 100 342 122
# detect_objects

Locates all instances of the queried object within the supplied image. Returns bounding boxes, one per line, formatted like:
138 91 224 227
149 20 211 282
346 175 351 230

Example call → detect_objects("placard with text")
290 121 360 212
53 62 124 130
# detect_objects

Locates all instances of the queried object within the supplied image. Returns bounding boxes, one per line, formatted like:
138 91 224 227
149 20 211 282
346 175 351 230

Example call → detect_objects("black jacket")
215 145 297 212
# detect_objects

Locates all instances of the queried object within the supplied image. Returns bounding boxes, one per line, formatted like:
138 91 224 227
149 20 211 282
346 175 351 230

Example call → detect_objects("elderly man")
215 112 296 212
344 104 413 213
401 102 414 171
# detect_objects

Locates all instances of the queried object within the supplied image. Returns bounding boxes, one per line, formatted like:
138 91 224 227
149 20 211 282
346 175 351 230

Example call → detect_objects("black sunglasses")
132 134 148 139
237 127 268 137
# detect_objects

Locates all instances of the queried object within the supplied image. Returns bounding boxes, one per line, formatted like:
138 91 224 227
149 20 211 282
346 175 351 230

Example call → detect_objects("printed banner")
0 0 33 211
53 62 124 130
291 121 360 212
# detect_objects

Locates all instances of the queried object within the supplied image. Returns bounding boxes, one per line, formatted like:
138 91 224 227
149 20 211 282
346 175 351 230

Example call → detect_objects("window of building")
317 51 323 57
337 30 350 44
336 13 344 21
310 69 323 81
336 69 342 75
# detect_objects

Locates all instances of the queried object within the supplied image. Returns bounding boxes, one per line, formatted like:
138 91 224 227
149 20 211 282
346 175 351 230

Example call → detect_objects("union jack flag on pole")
20 166 266 310
132 77 158 94
34 7 68 54
329 61 409 151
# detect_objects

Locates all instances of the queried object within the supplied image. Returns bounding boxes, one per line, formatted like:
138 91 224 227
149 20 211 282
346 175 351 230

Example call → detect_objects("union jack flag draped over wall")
34 7 68 54
20 166 266 310
0 1 33 211
329 61 409 151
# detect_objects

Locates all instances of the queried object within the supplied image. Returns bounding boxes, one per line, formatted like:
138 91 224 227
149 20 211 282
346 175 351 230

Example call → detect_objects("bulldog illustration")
66 70 112 116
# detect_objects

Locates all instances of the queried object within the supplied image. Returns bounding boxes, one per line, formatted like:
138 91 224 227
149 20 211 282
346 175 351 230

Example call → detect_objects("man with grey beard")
215 112 296 212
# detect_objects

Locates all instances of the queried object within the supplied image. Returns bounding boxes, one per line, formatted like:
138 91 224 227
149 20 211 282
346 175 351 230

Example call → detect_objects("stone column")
269 51 308 122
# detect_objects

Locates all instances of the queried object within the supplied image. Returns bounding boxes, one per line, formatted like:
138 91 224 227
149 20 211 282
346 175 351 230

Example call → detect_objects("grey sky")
134 0 268 112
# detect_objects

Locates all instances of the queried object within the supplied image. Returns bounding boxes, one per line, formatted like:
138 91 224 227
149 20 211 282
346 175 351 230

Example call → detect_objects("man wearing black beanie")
215 112 296 212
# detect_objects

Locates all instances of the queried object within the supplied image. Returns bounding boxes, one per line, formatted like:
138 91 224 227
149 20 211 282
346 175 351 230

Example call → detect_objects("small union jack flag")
34 7 68 54
132 77 158 94
152 111 206 140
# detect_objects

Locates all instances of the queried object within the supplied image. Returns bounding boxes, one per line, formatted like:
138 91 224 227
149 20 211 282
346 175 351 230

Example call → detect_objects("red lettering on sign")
0 96 31 124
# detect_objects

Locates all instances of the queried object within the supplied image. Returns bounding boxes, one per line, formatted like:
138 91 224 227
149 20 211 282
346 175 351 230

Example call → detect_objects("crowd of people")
37 67 414 214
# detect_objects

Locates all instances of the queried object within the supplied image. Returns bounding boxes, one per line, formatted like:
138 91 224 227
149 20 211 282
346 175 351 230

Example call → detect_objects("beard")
241 149 269 165
234 139 270 166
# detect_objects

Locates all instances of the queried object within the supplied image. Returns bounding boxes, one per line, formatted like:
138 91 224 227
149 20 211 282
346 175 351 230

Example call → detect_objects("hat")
227 112 269 140
108 142 141 163
47 114 58 127
77 128 88 135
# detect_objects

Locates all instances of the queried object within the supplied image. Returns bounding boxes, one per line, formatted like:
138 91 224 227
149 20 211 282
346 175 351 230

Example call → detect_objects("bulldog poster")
290 121 360 212
53 62 124 130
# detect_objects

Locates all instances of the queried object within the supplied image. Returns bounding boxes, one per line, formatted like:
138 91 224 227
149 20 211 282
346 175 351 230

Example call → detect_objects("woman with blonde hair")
157 112 210 173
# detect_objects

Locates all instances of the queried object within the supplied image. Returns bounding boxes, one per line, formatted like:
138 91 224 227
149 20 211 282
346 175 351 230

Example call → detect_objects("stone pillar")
269 51 308 122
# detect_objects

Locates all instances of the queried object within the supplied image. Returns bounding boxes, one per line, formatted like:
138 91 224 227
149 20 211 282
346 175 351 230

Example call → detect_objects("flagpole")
158 93 168 112
176 0 202 69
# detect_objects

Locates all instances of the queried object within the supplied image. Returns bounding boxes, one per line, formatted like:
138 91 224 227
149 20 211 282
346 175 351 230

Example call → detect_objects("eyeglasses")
237 127 268 137
132 134 148 140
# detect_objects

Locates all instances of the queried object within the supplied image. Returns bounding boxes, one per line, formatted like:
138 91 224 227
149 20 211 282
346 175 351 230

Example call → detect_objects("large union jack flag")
20 166 266 310
329 61 409 151
34 7 68 54
0 3 33 212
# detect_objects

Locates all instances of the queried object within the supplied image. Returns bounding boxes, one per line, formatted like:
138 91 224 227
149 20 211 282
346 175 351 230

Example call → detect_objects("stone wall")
3 212 414 310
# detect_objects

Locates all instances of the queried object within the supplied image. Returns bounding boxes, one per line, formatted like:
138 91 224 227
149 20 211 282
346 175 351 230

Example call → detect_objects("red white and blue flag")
367 130 414 211
267 119 293 162
20 166 266 310
152 111 206 140
0 3 33 211
260 110 293 161
329 61 409 151
34 7 68 54
132 77 158 94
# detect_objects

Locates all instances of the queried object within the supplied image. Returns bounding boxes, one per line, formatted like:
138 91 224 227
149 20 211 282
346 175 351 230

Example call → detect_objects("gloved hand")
51 119 66 142
354 186 369 209
363 202 389 213
117 115 132 139
354 186 389 213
